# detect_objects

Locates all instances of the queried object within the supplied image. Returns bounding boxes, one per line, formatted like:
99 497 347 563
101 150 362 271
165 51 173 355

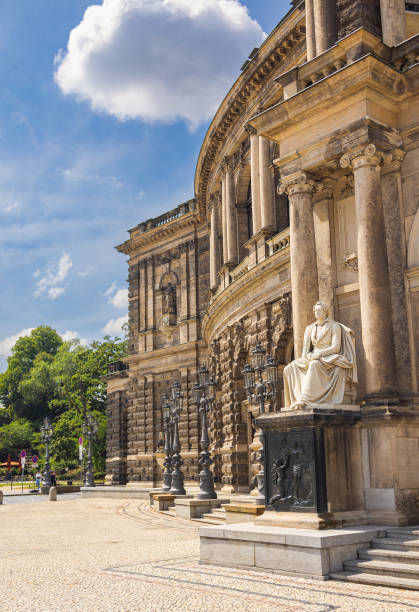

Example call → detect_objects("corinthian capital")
340 144 391 170
245 124 257 136
277 171 322 197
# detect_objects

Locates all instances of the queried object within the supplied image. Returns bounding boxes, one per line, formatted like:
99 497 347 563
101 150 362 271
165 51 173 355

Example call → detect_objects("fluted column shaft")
249 133 261 235
221 175 228 265
279 173 319 357
305 0 316 61
341 145 397 398
225 166 238 264
381 150 412 393
380 0 406 46
259 137 274 231
209 199 220 290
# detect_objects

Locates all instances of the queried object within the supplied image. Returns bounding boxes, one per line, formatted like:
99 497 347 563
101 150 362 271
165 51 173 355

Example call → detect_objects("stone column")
313 182 335 318
209 195 220 290
259 137 275 231
221 171 228 265
381 149 412 394
380 0 406 46
305 0 316 61
246 126 261 235
341 144 397 398
279 172 319 358
225 161 238 265
313 0 337 54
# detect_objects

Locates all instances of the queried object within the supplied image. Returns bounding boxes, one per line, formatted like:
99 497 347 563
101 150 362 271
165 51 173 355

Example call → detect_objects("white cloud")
48 287 65 300
3 201 22 214
0 328 34 358
105 281 117 297
102 315 128 336
61 330 89 346
62 167 123 188
54 0 264 127
110 288 128 309
77 266 95 277
35 252 72 299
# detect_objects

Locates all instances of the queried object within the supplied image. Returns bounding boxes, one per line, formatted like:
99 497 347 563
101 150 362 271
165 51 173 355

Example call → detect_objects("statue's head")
313 301 329 320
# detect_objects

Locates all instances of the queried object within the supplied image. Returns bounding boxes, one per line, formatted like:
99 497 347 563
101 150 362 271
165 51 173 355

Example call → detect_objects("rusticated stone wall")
208 293 292 491
106 389 128 484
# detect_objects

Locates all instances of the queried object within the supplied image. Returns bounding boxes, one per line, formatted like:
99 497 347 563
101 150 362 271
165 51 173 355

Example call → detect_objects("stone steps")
373 537 419 551
343 558 419 580
331 526 419 590
330 571 419 591
360 548 419 565
192 516 225 525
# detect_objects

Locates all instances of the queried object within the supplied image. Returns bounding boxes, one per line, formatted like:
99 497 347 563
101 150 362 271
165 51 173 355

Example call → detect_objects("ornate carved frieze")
337 175 354 199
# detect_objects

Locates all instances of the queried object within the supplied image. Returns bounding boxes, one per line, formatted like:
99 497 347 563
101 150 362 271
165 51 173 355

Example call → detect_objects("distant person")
35 471 42 491
50 472 57 486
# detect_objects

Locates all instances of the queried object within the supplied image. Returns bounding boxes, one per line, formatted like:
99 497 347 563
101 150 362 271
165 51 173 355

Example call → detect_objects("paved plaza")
0 496 418 611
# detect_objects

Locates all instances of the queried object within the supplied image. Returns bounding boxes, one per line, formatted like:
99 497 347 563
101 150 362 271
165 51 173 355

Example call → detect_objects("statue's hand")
307 352 313 361
313 350 322 360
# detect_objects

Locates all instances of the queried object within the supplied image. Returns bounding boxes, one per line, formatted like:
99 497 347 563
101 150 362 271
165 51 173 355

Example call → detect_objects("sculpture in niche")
269 436 314 508
162 283 177 315
283 301 357 408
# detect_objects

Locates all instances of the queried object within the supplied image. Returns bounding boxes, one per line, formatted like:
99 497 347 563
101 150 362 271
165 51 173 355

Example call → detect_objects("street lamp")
83 414 98 488
161 393 173 492
168 382 186 495
242 345 279 504
192 365 217 500
40 418 54 489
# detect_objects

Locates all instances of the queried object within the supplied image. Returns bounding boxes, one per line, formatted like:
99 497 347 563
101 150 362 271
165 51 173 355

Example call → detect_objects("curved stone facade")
106 1 419 524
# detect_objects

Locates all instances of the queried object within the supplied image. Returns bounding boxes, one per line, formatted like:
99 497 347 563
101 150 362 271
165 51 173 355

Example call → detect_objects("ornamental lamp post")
242 345 279 504
161 393 173 492
40 418 54 489
83 414 98 488
168 382 186 495
193 365 217 500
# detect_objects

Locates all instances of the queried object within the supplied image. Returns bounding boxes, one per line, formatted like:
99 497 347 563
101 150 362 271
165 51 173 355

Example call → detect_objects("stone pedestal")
255 406 363 528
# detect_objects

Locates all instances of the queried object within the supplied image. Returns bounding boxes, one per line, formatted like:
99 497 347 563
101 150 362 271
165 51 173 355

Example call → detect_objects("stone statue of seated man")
284 301 357 409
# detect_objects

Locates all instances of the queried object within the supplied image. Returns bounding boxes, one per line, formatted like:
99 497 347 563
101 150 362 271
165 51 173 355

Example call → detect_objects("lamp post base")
169 469 186 496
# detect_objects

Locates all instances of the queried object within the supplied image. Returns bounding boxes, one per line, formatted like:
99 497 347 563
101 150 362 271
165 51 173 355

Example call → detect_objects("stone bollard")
0 490 3 504
49 486 57 501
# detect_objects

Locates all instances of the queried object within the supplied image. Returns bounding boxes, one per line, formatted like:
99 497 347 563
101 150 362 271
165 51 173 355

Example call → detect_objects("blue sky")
0 0 291 369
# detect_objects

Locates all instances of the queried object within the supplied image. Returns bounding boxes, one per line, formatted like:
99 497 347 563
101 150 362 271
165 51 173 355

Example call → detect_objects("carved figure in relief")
270 439 312 507
284 301 357 408
162 283 177 315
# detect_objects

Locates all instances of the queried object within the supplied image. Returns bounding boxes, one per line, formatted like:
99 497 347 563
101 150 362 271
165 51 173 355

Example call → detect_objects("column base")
255 510 337 530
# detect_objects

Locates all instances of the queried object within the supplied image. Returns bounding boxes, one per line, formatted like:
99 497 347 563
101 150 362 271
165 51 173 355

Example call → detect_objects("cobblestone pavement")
0 497 418 612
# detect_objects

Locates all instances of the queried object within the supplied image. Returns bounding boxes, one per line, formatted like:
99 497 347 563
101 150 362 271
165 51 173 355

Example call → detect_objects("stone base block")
199 523 386 579
224 503 265 524
175 497 230 519
81 486 152 499
256 511 338 530
152 493 194 511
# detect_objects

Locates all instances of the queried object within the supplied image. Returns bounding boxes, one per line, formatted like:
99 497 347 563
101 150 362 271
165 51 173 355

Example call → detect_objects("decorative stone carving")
264 428 327 513
342 252 358 272
283 301 357 408
337 175 354 199
278 172 324 197
340 143 391 170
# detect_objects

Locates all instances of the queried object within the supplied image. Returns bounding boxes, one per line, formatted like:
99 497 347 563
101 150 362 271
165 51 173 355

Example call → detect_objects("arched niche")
159 270 179 327
408 207 419 268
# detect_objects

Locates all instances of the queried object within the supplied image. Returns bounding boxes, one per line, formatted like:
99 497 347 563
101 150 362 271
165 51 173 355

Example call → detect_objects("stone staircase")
331 526 419 590
192 505 227 525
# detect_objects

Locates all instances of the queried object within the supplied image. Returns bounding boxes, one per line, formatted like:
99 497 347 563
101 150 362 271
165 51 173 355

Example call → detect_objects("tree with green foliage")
0 325 127 474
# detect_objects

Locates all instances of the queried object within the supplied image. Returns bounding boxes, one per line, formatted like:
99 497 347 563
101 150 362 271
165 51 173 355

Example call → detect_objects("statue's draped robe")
284 319 357 407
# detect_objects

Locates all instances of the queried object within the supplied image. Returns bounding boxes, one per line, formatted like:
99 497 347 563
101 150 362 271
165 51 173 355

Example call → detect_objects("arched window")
246 182 253 240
